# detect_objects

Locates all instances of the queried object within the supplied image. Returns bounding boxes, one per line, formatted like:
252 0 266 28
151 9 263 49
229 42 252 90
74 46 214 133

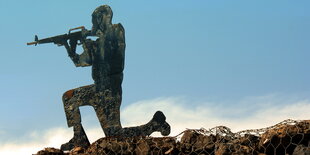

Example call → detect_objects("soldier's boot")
60 124 90 151
149 111 171 136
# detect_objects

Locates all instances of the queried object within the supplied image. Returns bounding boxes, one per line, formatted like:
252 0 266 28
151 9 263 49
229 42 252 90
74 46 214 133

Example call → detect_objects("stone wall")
35 120 310 155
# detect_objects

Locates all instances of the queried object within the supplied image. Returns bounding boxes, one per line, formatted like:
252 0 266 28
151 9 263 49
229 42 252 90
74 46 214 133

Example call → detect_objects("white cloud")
0 128 71 155
0 127 105 155
121 96 310 135
1 95 310 155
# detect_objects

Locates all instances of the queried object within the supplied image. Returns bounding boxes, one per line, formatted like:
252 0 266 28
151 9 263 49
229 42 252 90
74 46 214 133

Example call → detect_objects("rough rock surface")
259 120 310 155
293 145 310 155
35 120 310 155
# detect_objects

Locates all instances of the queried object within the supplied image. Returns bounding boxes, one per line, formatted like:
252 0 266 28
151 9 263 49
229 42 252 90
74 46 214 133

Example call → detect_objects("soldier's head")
92 5 113 33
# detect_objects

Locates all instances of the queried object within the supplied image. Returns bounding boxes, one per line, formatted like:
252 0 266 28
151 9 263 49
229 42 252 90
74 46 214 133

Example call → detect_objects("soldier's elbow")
74 63 82 67
75 62 91 67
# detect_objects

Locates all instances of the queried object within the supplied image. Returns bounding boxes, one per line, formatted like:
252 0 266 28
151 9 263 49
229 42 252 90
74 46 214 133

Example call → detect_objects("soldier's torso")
91 24 125 93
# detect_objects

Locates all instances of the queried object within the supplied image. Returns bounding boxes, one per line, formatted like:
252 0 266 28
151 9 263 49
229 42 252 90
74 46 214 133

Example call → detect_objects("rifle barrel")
27 41 37 45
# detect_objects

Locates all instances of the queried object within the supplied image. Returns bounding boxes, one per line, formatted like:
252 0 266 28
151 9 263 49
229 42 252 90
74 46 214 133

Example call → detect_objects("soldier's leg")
93 90 122 137
93 90 170 137
60 85 95 151
116 111 171 137
63 89 81 128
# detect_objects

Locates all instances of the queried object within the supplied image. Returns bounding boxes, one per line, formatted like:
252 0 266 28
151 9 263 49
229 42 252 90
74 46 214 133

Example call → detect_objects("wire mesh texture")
36 119 310 155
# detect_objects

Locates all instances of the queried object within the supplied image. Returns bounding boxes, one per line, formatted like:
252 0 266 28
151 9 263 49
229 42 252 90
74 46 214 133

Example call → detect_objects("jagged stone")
215 143 254 155
293 145 310 155
214 134 261 155
35 120 310 155
259 120 310 155
35 147 65 155
70 147 85 155
135 139 149 155
148 137 177 154
180 130 216 154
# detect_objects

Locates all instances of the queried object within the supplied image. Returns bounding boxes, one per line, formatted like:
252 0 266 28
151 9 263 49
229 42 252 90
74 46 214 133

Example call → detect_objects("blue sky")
0 0 310 154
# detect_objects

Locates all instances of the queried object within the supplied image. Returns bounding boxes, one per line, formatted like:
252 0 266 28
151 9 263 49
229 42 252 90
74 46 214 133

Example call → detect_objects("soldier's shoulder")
113 23 125 33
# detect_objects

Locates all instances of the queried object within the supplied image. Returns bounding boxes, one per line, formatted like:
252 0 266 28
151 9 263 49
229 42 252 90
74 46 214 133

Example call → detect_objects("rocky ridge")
35 120 310 155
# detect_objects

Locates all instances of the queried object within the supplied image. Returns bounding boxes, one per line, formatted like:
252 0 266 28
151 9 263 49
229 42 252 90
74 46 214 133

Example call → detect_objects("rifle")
27 26 91 46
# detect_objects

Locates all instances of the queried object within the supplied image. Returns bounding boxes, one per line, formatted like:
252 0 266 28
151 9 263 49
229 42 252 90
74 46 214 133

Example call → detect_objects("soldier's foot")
60 135 90 151
60 138 75 151
151 111 171 136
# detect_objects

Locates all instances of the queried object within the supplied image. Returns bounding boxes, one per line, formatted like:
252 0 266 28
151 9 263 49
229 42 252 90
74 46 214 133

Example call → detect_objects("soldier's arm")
63 39 92 67
115 23 126 70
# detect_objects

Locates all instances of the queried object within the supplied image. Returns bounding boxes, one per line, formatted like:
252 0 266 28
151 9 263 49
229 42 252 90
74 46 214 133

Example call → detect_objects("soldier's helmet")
92 5 113 32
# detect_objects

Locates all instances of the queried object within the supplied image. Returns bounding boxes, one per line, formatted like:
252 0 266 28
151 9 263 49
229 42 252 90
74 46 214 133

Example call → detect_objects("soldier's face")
92 11 112 34
100 13 112 28
102 13 111 23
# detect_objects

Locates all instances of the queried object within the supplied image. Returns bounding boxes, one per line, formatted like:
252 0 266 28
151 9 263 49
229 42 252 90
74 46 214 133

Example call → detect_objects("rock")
35 147 65 155
215 134 260 155
293 145 310 155
145 137 177 154
34 120 310 155
70 147 85 154
85 137 134 154
180 130 216 154
84 136 177 154
135 139 149 155
259 120 310 155
215 143 254 155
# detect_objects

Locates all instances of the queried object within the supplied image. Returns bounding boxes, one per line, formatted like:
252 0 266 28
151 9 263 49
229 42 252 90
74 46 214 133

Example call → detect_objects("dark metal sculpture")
28 5 170 151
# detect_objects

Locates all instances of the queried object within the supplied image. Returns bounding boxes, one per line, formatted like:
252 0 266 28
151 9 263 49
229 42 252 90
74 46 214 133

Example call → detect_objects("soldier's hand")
81 28 90 39
69 39 78 46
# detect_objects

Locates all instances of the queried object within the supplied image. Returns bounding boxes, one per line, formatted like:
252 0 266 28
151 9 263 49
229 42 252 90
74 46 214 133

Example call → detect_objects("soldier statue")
57 5 171 150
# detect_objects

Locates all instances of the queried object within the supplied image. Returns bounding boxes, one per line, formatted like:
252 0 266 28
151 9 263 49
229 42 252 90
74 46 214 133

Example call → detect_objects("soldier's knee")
63 89 75 101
